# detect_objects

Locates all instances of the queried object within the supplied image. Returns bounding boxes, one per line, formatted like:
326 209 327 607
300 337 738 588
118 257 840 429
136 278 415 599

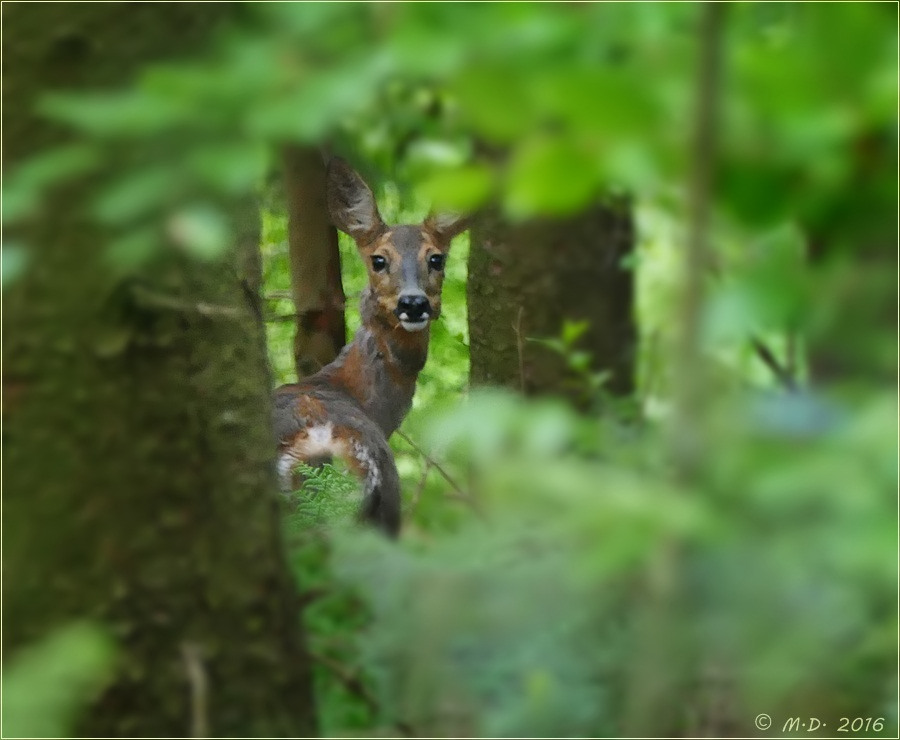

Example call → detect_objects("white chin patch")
400 319 429 332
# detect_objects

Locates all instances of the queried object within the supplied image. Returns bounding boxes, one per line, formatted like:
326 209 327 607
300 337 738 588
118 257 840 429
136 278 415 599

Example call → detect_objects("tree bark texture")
283 144 347 379
468 203 637 403
2 4 316 736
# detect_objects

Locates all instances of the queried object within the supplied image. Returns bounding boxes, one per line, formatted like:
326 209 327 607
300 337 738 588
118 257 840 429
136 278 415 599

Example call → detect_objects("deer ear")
424 212 470 246
326 158 385 244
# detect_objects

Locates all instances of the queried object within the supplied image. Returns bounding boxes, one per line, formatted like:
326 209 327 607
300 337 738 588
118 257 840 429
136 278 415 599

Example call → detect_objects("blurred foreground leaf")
2 622 117 738
1 244 29 288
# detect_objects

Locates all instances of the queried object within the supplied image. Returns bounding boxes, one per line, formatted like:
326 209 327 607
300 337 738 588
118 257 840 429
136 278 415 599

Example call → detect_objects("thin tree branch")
309 650 416 737
131 286 242 319
264 312 301 323
627 6 727 738
181 641 209 739
751 335 798 391
395 430 480 511
513 305 527 394
407 460 432 514
309 650 378 714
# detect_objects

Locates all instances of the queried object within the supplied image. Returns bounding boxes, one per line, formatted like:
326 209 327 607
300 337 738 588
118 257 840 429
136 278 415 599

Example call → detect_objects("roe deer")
273 158 468 536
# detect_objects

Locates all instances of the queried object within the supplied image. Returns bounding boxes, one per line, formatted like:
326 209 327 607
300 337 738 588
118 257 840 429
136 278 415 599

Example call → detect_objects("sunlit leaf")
93 166 182 225
1 243 29 288
39 90 191 137
505 136 599 218
2 145 100 223
166 205 230 261
1 623 116 738
422 163 494 212
187 142 267 195
105 228 161 271
452 64 535 144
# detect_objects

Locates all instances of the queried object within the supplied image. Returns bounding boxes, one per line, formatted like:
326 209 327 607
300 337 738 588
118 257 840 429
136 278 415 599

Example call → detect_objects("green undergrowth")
277 385 897 737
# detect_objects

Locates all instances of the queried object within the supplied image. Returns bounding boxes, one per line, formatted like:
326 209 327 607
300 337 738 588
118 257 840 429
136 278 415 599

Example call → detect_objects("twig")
310 650 378 714
513 305 527 394
408 460 432 514
751 335 798 391
181 641 209 739
131 285 242 319
395 430 479 511
309 651 416 737
297 585 331 607
264 312 301 323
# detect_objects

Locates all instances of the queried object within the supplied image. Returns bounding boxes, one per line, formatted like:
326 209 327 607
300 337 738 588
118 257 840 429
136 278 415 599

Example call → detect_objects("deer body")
273 160 466 536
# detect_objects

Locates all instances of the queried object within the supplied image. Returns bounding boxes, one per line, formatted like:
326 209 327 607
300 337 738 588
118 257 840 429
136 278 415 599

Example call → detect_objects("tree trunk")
2 4 316 737
804 127 897 388
468 202 636 404
283 144 347 379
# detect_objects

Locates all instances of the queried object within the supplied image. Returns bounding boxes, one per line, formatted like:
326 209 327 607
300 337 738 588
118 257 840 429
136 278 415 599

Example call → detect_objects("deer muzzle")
395 293 432 331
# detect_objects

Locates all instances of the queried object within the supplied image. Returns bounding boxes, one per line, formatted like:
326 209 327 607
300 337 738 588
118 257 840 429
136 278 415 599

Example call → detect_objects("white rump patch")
350 440 381 495
278 423 350 492
276 452 299 491
303 423 337 455
280 423 381 500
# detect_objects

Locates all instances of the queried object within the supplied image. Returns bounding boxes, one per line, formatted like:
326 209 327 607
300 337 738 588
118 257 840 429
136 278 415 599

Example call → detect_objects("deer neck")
321 288 431 436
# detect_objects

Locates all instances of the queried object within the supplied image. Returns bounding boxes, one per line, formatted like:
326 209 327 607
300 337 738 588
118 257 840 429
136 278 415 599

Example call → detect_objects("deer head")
326 158 468 333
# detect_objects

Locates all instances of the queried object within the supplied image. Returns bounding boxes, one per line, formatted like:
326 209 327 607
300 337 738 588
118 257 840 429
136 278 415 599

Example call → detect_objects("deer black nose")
396 294 431 322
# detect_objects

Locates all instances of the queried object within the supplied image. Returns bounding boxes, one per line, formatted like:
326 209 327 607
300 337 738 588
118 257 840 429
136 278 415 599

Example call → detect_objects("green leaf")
1 243 29 287
1 182 41 225
387 6 468 77
187 142 267 195
167 205 230 261
2 622 116 738
105 228 161 271
561 319 590 347
93 166 182 225
422 164 494 212
505 136 599 218
39 90 191 137
2 145 100 223
452 64 535 144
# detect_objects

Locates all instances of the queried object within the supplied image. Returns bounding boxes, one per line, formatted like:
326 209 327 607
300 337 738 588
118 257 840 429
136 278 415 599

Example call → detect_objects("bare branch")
309 650 416 737
751 335 798 391
395 430 480 512
131 286 243 320
181 641 209 739
407 460 432 514
513 305 527 394
265 312 301 323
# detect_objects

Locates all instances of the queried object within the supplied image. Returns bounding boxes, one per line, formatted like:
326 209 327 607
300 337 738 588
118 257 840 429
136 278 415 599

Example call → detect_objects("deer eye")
428 254 446 271
371 255 388 272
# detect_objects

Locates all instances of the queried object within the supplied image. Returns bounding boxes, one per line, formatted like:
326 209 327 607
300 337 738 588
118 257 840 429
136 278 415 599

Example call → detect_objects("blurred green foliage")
1 623 116 738
4 1 896 736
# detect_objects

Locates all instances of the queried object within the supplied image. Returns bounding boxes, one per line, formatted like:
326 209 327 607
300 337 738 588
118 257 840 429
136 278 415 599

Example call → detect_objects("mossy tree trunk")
283 144 347 379
468 202 637 404
2 4 316 736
